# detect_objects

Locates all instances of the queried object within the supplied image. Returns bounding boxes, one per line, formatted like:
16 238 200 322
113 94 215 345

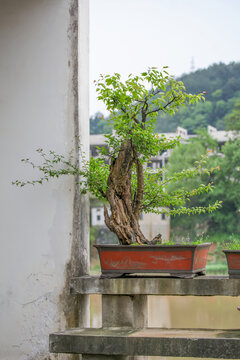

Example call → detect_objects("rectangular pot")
223 250 240 278
94 243 211 278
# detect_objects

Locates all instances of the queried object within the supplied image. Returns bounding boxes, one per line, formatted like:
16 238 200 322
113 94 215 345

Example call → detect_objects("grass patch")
90 263 101 275
206 262 228 275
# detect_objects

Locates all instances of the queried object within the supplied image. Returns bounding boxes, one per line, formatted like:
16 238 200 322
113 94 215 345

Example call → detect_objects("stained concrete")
0 0 89 358
101 294 148 359
102 295 148 328
70 275 240 296
49 327 240 358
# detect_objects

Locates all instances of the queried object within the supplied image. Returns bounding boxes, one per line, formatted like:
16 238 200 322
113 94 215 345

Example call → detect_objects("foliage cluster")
90 62 240 135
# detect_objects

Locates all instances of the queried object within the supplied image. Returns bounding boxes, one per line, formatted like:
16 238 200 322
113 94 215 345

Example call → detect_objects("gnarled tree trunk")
104 139 161 245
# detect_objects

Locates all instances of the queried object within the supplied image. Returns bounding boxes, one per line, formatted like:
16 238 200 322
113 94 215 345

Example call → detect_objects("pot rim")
94 243 211 249
223 249 240 253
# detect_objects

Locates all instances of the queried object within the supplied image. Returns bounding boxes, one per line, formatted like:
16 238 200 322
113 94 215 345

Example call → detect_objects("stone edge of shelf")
70 276 240 296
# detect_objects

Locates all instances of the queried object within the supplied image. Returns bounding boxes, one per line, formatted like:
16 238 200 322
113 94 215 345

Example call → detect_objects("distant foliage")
90 111 113 135
167 131 240 237
225 99 240 132
155 62 240 133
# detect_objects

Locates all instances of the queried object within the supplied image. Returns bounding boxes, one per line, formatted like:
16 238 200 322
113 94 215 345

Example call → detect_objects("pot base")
100 270 206 279
229 274 240 279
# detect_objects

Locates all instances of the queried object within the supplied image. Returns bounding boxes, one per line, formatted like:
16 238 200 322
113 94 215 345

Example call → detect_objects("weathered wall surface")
0 0 89 359
140 212 170 241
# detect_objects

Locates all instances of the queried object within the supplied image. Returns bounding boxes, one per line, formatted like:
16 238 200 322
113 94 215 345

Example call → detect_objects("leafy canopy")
94 68 204 161
90 62 240 135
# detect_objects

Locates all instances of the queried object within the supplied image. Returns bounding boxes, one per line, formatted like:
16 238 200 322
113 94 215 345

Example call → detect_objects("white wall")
0 0 89 359
140 211 170 241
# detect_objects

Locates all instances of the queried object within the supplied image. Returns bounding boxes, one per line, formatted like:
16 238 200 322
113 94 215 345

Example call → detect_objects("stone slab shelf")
70 275 240 296
50 327 240 358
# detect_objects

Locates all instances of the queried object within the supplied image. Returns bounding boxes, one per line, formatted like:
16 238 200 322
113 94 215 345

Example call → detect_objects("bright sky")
89 0 240 116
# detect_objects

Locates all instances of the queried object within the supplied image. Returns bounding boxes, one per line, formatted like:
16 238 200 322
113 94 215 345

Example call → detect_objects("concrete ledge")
70 275 240 296
50 327 240 358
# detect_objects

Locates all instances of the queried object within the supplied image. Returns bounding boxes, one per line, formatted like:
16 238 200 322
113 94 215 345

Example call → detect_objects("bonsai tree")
13 68 222 245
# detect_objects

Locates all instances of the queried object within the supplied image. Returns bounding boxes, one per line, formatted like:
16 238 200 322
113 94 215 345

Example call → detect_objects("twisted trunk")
104 139 161 245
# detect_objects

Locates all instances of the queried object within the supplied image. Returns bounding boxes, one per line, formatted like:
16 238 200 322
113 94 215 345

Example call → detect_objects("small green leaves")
13 149 80 188
224 235 240 250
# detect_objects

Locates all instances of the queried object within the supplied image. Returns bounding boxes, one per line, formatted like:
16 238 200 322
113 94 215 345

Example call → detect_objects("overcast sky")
89 0 240 115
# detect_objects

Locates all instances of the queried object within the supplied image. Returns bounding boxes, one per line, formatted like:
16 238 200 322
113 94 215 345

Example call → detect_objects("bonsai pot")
94 243 211 278
223 250 240 278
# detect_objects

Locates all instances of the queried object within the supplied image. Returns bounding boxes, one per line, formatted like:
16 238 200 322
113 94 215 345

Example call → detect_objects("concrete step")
50 327 240 358
70 275 240 296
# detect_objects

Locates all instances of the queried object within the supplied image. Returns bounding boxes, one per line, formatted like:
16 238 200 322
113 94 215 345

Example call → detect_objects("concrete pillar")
76 0 90 329
101 295 147 360
102 295 148 328
82 295 148 359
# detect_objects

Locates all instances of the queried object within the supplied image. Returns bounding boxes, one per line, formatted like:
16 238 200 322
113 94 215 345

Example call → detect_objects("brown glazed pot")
94 243 211 278
223 250 240 278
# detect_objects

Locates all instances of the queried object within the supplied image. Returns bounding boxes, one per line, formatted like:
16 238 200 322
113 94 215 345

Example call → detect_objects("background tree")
167 130 240 237
90 111 112 135
225 99 240 132
166 130 218 238
211 139 240 234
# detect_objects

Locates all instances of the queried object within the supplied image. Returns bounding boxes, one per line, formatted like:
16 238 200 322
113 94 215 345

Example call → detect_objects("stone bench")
49 276 240 359
70 275 240 296
50 327 240 359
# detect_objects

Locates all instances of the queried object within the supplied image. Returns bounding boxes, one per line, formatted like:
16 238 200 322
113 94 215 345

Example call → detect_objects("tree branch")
141 101 149 124
142 196 159 211
121 106 140 125
146 96 180 116
98 188 106 198
151 88 163 97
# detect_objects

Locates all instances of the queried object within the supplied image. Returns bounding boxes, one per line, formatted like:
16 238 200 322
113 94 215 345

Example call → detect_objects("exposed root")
151 233 162 245
136 236 143 245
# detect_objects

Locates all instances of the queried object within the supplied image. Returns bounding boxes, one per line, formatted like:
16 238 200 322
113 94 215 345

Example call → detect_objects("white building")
207 125 237 147
91 207 106 226
0 1 89 359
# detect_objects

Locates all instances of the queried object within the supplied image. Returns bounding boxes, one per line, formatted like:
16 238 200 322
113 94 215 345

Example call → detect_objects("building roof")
90 126 236 147
207 125 236 143
90 134 107 146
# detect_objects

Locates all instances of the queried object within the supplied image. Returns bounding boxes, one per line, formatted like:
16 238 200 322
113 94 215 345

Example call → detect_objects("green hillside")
155 62 240 133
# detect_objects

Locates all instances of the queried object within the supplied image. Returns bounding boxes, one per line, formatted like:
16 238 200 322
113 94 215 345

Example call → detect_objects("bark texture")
104 139 161 245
